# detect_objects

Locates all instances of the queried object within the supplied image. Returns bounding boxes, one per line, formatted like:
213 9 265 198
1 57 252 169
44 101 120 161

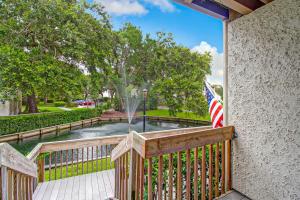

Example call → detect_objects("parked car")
73 100 94 106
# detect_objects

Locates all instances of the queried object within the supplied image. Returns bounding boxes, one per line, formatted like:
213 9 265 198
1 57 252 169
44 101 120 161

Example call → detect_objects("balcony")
0 125 245 200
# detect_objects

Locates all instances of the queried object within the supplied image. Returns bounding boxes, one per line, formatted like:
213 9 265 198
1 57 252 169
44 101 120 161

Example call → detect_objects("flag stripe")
209 100 218 114
205 82 224 129
211 104 222 123
213 110 223 128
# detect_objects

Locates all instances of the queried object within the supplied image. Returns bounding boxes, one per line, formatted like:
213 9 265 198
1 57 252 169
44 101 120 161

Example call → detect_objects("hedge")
0 109 102 135
53 101 66 107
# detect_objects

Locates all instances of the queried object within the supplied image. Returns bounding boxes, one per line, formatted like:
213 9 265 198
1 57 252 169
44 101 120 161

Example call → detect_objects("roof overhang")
174 0 273 20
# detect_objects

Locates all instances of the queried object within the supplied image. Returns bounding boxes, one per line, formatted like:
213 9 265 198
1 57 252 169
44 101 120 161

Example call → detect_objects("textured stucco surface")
228 0 300 199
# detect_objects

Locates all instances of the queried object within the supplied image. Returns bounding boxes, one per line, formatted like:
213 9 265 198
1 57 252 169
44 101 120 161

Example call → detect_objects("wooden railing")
111 126 234 200
0 143 37 200
27 135 125 182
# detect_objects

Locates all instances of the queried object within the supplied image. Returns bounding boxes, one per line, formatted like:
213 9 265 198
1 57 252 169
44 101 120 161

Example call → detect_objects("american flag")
205 82 223 128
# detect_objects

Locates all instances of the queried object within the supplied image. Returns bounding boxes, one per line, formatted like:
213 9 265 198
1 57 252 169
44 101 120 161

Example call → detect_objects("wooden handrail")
144 126 234 158
111 126 212 161
0 143 37 178
27 135 125 161
39 135 125 153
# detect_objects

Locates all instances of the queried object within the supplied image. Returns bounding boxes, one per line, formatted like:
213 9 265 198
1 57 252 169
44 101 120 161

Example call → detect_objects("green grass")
38 106 64 112
143 109 210 121
44 157 114 181
21 103 87 113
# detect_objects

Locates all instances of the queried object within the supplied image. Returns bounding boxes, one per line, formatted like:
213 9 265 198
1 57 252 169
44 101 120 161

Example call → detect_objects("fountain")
115 60 147 132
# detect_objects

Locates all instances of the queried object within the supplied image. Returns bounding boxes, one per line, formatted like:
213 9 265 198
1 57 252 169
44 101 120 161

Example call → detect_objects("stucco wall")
228 0 300 199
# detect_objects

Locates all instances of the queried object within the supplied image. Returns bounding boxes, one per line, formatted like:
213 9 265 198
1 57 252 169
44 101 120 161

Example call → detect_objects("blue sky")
93 0 224 85
110 2 223 51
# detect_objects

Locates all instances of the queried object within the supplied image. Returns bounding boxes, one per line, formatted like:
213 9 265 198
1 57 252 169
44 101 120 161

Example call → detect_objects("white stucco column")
223 20 228 126
223 20 231 191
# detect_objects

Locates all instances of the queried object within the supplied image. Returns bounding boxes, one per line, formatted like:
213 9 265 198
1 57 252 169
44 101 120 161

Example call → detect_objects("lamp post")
143 89 148 132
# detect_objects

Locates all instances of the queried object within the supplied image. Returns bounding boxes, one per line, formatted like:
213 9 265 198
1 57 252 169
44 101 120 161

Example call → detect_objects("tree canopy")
0 0 212 116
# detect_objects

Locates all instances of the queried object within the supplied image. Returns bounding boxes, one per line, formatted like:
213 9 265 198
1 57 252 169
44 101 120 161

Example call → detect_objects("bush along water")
0 108 102 135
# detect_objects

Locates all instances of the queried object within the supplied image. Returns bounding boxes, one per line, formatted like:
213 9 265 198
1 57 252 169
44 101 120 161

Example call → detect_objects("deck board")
217 190 251 200
33 169 115 200
49 179 61 200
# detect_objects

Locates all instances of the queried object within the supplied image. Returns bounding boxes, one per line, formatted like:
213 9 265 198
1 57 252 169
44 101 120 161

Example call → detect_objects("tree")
0 0 111 113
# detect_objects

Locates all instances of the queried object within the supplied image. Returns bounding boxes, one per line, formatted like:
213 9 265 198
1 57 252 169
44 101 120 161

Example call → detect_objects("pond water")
10 120 195 155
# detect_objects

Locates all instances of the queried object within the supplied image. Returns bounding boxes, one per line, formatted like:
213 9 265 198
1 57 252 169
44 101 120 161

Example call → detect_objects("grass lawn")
38 105 64 112
21 103 87 113
143 109 211 121
44 157 113 181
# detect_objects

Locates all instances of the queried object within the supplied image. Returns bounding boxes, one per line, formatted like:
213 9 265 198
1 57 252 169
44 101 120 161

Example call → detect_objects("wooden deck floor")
33 169 115 200
217 190 251 200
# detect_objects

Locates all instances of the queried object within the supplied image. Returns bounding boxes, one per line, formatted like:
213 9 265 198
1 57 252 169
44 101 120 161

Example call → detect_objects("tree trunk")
44 96 48 104
27 93 38 113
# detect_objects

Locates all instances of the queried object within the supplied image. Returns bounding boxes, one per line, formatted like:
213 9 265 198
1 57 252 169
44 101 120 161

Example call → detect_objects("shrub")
53 101 66 107
65 102 77 108
103 97 110 102
47 99 54 103
0 109 102 135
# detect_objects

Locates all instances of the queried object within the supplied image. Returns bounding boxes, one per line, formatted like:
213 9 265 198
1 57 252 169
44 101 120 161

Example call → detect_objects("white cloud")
96 0 175 16
144 0 175 12
97 0 148 16
191 41 224 86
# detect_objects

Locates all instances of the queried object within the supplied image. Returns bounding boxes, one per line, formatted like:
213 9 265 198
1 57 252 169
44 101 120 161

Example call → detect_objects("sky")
93 0 224 85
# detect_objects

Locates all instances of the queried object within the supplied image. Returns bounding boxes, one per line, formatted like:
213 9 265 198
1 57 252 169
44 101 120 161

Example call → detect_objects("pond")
10 119 196 155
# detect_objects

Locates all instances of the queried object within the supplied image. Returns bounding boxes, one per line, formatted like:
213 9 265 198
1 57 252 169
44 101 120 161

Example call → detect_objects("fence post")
1 166 8 200
38 155 45 182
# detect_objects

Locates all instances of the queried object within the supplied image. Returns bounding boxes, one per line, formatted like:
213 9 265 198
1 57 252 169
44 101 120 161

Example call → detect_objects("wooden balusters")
96 146 99 171
115 159 119 199
124 153 128 200
168 153 173 200
177 151 182 200
135 154 140 200
34 143 118 183
139 157 144 200
49 152 52 181
1 168 35 200
147 158 152 200
7 169 12 199
221 141 225 194
77 149 79 175
92 146 94 172
209 144 213 200
120 156 123 200
115 153 131 200
201 146 206 200
158 155 163 200
66 149 69 177
60 150 63 179
108 126 234 200
100 145 103 171
55 151 58 180
186 149 191 200
194 148 198 200
106 145 108 170
81 148 84 175
215 143 220 197
86 147 89 174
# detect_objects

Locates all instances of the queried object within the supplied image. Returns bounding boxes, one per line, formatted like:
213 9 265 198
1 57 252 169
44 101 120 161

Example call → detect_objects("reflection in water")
11 120 194 155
